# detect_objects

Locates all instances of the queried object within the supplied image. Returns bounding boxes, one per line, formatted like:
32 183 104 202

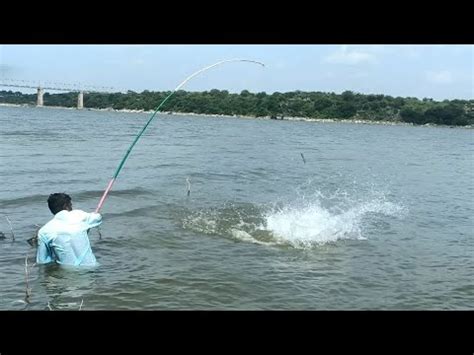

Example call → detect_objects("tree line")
0 89 472 126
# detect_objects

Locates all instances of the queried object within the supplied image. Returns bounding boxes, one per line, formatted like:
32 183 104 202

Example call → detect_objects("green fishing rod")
95 59 265 213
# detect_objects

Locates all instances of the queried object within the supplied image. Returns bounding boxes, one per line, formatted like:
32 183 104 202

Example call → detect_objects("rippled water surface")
0 106 472 309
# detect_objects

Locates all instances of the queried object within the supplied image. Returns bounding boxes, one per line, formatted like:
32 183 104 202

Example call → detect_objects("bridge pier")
77 91 84 109
37 87 44 107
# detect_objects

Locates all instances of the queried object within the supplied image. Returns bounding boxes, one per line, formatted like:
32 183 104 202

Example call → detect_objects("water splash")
182 189 406 249
263 197 405 248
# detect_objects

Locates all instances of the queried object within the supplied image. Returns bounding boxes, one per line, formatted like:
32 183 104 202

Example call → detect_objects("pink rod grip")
95 178 115 213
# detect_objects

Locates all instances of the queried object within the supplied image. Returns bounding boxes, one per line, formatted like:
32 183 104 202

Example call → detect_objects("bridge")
0 79 122 109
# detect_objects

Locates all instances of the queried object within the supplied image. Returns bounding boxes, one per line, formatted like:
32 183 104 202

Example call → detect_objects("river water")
0 106 472 309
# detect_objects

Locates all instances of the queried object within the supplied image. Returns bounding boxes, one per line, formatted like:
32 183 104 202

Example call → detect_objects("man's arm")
36 234 53 264
85 212 102 229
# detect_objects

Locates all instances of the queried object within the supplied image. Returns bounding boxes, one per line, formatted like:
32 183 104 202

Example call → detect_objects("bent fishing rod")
95 59 265 213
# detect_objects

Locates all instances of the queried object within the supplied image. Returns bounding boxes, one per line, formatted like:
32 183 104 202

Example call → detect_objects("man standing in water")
36 193 102 266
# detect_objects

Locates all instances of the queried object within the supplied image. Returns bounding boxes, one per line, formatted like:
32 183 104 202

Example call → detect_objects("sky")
0 45 472 100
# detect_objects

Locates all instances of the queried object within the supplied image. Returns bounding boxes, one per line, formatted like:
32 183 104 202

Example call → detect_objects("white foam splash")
229 228 274 246
182 190 406 249
263 198 405 248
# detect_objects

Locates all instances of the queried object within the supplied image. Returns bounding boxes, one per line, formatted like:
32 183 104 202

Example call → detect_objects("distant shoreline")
1 102 471 129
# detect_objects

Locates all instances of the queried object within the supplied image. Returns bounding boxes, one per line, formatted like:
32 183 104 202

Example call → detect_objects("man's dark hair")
47 193 72 214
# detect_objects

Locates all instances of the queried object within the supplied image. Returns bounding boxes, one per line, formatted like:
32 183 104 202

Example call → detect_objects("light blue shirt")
36 210 102 266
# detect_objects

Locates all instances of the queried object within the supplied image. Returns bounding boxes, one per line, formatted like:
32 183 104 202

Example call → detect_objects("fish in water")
300 153 306 164
0 231 6 240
